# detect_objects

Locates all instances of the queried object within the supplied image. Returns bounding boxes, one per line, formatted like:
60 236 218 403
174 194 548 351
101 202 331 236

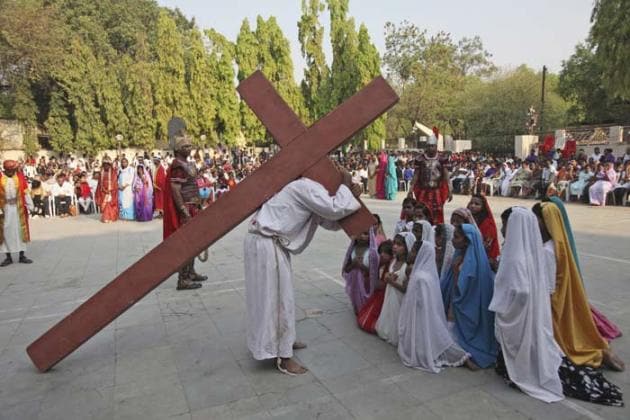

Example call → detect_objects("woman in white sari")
118 158 135 220
489 207 564 403
398 240 470 372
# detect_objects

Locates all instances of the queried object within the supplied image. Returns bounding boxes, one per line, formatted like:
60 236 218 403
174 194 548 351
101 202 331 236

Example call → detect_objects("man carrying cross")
245 163 363 375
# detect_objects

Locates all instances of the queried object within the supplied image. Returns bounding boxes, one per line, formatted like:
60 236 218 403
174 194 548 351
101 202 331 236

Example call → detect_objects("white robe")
489 208 564 403
244 178 360 360
375 259 407 346
0 177 26 253
398 241 469 372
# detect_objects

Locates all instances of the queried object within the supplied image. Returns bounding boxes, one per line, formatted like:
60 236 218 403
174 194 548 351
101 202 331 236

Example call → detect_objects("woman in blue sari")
440 223 498 369
385 154 398 200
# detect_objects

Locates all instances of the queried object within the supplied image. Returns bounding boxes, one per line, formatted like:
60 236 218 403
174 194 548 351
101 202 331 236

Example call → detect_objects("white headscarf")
488 207 564 403
438 224 456 279
398 231 417 256
414 220 435 243
398 241 469 372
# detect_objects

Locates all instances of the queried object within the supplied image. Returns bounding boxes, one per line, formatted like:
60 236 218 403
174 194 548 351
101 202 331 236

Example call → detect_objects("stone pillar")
609 126 623 143
514 135 539 159
397 137 406 149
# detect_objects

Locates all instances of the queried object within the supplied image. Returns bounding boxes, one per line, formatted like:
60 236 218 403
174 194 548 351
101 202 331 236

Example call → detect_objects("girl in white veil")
398 240 470 372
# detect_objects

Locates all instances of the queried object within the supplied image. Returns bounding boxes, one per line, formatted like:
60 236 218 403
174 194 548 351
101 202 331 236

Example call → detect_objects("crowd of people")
339 194 624 407
341 145 630 207
0 147 267 223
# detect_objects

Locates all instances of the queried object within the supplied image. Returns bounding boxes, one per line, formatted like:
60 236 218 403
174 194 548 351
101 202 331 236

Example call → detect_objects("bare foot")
603 349 625 372
277 358 308 375
292 341 307 350
464 358 480 371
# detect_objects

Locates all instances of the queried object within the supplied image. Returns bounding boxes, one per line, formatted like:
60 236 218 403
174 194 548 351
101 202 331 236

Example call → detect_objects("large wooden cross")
26 71 398 372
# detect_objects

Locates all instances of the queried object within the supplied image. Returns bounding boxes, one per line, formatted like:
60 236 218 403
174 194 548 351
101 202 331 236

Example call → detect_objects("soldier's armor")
171 158 200 204
417 155 443 189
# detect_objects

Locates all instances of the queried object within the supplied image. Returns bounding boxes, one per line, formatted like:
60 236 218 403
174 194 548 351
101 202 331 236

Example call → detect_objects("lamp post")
200 134 207 150
115 134 123 159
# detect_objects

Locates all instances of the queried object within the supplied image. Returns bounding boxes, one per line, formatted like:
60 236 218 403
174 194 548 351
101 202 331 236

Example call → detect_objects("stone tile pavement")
0 194 628 419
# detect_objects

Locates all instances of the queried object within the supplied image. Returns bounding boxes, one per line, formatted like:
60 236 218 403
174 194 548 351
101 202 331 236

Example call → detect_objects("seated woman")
589 162 618 206
490 207 564 403
613 161 630 204
398 238 470 372
568 165 593 199
467 194 500 270
509 161 532 197
449 207 476 228
375 233 415 346
440 224 498 369
342 227 380 314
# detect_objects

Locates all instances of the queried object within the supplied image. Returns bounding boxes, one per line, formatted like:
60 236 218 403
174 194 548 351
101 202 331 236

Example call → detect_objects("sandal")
276 358 307 376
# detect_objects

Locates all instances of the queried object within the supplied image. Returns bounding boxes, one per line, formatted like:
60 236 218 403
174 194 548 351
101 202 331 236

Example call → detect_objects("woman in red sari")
95 157 118 223
467 194 500 270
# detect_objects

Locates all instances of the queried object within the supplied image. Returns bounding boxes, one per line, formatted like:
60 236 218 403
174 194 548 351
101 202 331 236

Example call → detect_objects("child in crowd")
467 194 500 270
413 201 433 225
372 213 387 245
394 197 416 236
342 227 380 314
375 232 416 346
357 240 393 333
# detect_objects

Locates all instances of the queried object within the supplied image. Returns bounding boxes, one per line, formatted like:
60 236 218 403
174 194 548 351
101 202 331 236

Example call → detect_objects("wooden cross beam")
26 71 398 372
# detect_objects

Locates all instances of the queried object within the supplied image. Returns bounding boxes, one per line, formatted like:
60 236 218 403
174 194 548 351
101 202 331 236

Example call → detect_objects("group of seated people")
341 195 624 407
1 146 270 220
451 150 630 206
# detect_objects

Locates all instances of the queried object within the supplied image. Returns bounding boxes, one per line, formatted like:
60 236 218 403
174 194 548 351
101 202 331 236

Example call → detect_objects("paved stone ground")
0 194 628 420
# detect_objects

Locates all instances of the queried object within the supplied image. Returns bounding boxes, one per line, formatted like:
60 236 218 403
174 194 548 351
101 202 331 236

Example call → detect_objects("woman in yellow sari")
532 202 624 406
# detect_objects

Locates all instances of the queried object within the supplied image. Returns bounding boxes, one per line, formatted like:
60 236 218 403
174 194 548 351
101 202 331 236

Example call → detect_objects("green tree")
559 42 630 124
45 87 75 153
327 0 360 109
590 0 630 99
356 24 385 150
185 27 216 143
458 66 569 153
153 10 189 141
298 0 329 122
12 78 39 154
235 19 265 141
255 16 306 121
206 29 240 144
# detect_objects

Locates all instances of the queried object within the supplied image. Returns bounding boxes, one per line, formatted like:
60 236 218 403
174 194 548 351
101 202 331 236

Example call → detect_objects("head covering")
398 241 470 372
452 208 477 226
472 195 500 260
414 220 435 243
440 224 497 368
438 224 456 279
3 160 18 171
541 203 608 367
102 156 112 165
399 231 417 255
489 207 563 402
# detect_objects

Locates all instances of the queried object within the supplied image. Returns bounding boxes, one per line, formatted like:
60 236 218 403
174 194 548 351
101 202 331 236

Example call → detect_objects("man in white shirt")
51 174 74 217
244 166 362 375
590 147 602 163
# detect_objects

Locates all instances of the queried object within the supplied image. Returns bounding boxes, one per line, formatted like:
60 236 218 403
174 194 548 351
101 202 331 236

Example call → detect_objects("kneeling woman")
398 238 470 372
441 224 498 369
